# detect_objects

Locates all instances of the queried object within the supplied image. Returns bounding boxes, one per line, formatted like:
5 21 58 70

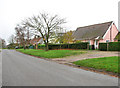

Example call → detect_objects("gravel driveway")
52 50 118 64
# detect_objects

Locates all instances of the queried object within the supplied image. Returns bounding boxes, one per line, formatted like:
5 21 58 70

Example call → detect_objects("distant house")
30 36 43 45
49 32 65 44
73 21 119 49
30 32 65 46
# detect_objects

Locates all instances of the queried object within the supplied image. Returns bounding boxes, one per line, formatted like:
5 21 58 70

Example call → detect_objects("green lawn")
17 49 86 58
73 56 119 73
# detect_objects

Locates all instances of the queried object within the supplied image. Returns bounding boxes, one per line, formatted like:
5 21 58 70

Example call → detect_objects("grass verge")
73 56 119 73
17 49 86 58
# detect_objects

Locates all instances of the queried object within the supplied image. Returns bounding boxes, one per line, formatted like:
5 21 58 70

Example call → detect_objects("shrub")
99 43 107 51
48 42 88 50
75 40 81 43
99 42 120 51
108 42 120 51
19 46 24 49
38 44 45 49
48 44 61 50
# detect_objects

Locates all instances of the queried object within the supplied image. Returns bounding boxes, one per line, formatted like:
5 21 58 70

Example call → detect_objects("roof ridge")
77 21 113 29
73 21 114 40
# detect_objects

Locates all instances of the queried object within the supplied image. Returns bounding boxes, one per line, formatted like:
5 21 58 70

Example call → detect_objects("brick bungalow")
73 21 119 49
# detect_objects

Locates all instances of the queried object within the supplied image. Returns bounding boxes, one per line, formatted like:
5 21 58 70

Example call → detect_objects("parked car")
15 46 19 49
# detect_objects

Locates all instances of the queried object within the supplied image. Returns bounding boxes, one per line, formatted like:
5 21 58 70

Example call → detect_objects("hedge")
19 46 30 49
48 42 89 50
108 42 120 51
99 43 107 51
18 45 35 49
99 42 120 51
38 44 45 49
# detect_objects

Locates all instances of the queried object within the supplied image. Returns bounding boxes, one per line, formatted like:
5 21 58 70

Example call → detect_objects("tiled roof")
30 37 42 44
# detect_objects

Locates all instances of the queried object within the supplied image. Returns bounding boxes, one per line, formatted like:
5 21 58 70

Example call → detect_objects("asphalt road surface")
2 49 118 86
0 50 2 87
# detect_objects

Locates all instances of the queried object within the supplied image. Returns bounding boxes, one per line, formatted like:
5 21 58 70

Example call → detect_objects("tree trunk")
23 41 26 50
45 43 49 51
60 43 61 49
23 44 26 50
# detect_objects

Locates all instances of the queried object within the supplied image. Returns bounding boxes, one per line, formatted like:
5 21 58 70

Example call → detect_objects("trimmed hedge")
38 44 45 49
108 42 120 51
19 46 30 49
99 42 120 51
99 43 107 51
48 42 89 50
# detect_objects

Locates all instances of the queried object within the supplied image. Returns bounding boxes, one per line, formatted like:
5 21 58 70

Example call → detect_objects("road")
0 50 2 87
2 49 118 86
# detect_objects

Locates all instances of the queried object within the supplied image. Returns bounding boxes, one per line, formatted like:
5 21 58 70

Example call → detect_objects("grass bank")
73 56 119 73
17 49 86 58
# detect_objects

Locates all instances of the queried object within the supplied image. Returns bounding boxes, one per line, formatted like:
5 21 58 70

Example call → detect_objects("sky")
0 0 119 44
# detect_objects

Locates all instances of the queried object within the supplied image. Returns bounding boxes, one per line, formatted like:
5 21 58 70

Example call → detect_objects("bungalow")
73 21 119 49
30 36 44 45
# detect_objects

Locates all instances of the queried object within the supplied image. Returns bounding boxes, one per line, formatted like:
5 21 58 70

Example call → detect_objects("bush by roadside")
108 42 120 51
48 42 89 50
99 43 107 51
99 42 120 51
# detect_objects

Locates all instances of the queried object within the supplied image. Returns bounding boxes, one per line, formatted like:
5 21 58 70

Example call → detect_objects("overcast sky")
0 0 119 44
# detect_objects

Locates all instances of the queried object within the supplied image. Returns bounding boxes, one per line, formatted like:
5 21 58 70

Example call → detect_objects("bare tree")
8 34 15 44
1 39 6 48
15 25 27 49
26 27 32 46
22 12 66 51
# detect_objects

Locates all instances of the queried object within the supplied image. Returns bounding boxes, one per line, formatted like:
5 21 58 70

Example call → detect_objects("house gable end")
102 22 118 42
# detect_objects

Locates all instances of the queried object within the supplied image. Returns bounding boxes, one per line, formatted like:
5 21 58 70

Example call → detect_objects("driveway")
52 50 118 64
2 50 118 86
